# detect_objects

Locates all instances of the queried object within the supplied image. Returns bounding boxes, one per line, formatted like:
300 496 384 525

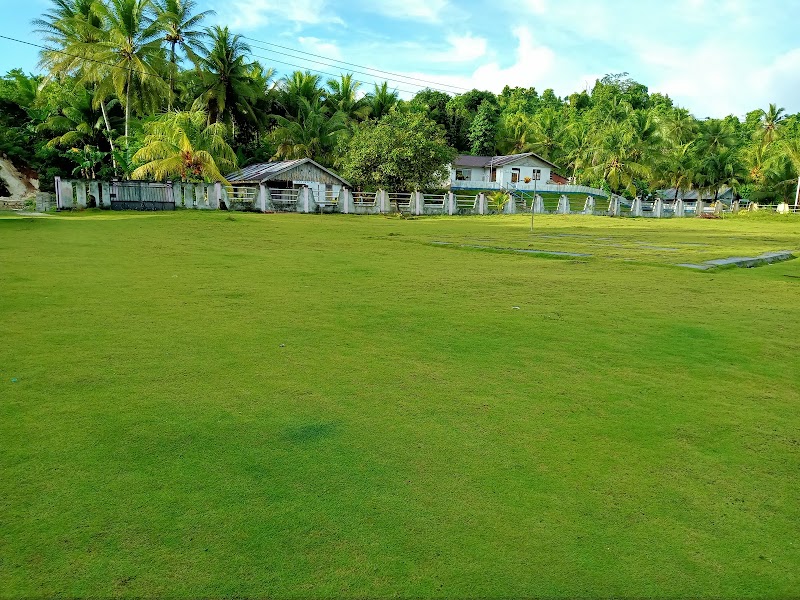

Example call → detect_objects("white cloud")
298 37 343 60
363 0 450 21
220 0 336 30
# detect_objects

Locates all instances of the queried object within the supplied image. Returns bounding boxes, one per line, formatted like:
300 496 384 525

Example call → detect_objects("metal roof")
454 152 559 170
226 158 350 186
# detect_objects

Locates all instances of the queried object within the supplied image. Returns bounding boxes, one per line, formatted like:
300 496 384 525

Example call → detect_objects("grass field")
2 210 799 598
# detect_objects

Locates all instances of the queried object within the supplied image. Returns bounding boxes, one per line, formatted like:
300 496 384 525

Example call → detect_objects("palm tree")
696 119 737 154
325 74 369 122
131 110 236 182
590 121 646 195
153 0 214 110
33 0 121 166
271 98 346 164
39 85 111 149
755 103 786 147
196 26 260 133
527 107 564 161
698 146 745 203
496 112 534 155
657 142 695 203
277 71 324 119
78 0 168 148
365 82 398 120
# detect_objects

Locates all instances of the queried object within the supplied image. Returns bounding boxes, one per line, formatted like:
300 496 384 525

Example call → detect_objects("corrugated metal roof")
226 158 350 186
454 152 559 170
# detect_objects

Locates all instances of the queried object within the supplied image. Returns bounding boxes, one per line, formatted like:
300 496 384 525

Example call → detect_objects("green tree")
131 109 236 181
365 82 398 120
339 111 456 191
271 98 346 164
196 26 261 134
325 74 369 122
468 101 498 156
153 0 214 110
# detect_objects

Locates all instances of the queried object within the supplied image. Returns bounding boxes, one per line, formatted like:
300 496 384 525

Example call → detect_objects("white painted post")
654 198 664 218
696 200 705 216
302 187 310 213
194 183 205 209
258 184 267 212
504 193 516 214
89 181 100 208
212 182 221 209
557 194 570 214
415 191 423 216
732 199 740 214
674 199 685 217
631 197 643 217
448 191 455 216
100 182 111 208
172 181 182 207
608 196 618 217
75 181 87 208
60 179 74 209
583 196 595 215
794 176 800 208
53 176 62 209
478 193 486 215
533 194 545 214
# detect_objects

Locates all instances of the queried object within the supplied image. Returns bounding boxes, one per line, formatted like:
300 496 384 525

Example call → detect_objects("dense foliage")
1 0 799 199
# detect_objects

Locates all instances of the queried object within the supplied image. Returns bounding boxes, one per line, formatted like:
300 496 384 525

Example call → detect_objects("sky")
1 0 798 119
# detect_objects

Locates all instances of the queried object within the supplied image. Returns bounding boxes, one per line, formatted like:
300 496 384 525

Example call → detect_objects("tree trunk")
169 42 176 112
125 72 131 179
99 98 118 175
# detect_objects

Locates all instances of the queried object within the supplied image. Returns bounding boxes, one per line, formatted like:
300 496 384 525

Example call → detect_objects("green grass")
1 210 799 598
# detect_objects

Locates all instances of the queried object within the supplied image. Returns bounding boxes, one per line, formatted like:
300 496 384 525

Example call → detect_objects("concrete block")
653 198 664 218
75 182 87 208
88 181 100 208
59 179 74 209
631 197 643 217
258 184 267 212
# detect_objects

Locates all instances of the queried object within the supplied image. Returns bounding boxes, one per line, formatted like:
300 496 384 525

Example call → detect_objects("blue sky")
1 0 798 118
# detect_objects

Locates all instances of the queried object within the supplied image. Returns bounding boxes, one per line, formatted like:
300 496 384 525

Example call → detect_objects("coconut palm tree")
590 121 646 195
277 71 325 119
364 82 398 120
195 26 261 133
131 109 236 182
78 0 168 148
271 98 346 164
153 0 214 110
39 85 112 149
325 74 369 122
755 103 786 147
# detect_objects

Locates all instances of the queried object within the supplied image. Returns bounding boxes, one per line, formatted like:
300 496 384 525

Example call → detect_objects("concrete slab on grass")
678 251 796 271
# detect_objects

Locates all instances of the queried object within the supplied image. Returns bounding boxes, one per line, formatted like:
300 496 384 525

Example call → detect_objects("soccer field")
1 211 799 598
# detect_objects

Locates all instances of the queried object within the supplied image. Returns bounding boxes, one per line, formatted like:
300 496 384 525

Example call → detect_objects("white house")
449 152 560 190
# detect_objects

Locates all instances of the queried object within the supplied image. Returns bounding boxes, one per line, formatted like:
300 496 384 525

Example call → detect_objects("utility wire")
247 50 422 96
0 33 169 83
241 34 470 93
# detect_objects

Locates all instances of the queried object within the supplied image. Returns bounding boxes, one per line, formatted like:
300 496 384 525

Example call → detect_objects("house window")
490 168 497 182
532 169 542 181
455 169 471 181
511 168 521 183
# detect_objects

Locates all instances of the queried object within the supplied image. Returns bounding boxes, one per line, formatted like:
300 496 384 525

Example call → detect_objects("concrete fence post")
608 196 619 217
675 199 685 217
172 181 182 207
533 194 545 214
504 193 516 214
557 194 570 214
75 181 87 208
341 188 354 214
100 182 111 208
448 192 455 216
210 182 221 209
60 179 74 209
631 197 643 217
191 183 203 209
654 198 664 218
732 199 740 214
88 181 99 208
302 187 310 213
583 196 595 215
696 200 705 216
53 176 62 208
258 184 266 212
477 193 485 215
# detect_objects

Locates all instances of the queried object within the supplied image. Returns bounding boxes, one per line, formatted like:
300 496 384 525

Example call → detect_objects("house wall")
450 157 553 188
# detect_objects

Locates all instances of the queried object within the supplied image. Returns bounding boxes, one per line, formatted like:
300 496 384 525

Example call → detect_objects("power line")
0 33 168 83
240 34 470 94
247 50 422 96
245 40 458 95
